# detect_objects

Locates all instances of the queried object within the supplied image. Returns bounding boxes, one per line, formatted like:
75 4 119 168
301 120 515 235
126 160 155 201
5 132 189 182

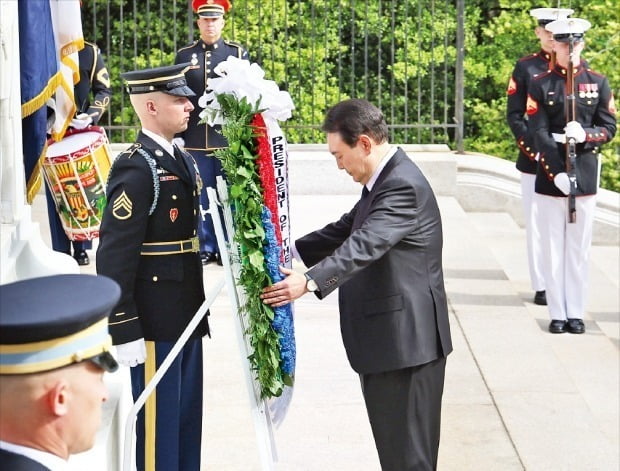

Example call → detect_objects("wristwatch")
304 273 318 292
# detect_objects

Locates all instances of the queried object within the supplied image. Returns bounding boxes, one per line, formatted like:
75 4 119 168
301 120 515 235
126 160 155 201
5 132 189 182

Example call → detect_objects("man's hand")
565 121 586 143
70 113 93 130
553 172 571 196
115 338 147 367
260 267 308 307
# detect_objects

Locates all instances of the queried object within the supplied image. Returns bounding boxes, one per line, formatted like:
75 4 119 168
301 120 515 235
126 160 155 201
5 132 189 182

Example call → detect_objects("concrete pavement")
31 175 618 470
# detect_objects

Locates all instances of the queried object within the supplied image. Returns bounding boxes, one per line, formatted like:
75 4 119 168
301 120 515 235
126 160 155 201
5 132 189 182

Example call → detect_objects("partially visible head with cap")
193 0 231 18
0 275 121 458
121 63 196 139
0 274 120 375
547 18 591 65
530 7 574 51
193 0 230 44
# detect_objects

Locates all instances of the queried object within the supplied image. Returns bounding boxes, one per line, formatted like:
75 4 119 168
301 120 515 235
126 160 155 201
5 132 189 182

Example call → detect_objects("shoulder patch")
507 77 517 95
526 94 538 116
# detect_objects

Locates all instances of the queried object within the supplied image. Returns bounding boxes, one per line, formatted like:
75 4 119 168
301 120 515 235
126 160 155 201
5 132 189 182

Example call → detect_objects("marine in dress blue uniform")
0 274 120 470
506 7 574 306
45 41 112 266
527 18 617 334
96 63 208 471
174 0 249 264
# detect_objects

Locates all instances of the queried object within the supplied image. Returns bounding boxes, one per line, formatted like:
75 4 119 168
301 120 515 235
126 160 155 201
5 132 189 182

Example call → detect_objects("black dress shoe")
548 320 567 334
534 290 547 305
201 251 218 265
73 250 90 266
566 318 585 334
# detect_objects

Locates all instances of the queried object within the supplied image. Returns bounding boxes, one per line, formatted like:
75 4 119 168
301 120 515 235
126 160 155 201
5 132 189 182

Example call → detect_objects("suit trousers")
131 339 203 471
360 357 447 471
520 172 545 291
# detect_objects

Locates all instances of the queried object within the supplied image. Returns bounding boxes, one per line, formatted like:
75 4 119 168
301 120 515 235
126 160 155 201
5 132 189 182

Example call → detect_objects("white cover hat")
545 18 592 41
529 7 574 24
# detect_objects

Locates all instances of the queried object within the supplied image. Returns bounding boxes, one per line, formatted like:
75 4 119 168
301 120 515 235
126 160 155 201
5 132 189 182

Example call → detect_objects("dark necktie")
361 186 370 199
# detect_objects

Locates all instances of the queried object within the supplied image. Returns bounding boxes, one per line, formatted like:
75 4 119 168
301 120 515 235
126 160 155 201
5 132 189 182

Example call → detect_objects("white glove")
115 339 147 367
553 172 571 196
172 137 185 149
70 113 93 130
565 121 586 143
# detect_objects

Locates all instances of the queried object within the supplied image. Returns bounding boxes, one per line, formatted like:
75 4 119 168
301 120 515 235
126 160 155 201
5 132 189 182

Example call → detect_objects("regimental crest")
507 77 517 96
112 191 133 220
526 94 538 115
170 208 178 222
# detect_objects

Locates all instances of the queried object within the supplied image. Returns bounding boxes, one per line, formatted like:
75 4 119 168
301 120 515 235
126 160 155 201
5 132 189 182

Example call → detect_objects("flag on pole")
19 0 83 203
48 0 84 141
19 0 59 203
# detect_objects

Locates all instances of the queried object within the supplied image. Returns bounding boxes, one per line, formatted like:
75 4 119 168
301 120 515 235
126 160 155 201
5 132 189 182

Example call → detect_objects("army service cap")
193 0 231 17
546 18 591 42
121 63 196 97
529 7 574 26
0 275 121 375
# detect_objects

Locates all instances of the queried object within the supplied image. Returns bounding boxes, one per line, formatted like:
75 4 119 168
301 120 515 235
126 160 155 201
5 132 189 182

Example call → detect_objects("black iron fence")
83 0 464 150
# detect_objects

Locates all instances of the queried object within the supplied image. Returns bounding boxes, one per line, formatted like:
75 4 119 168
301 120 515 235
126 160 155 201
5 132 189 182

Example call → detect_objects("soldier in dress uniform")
174 0 250 265
45 40 112 266
527 18 617 334
506 7 574 307
0 274 120 470
96 63 208 471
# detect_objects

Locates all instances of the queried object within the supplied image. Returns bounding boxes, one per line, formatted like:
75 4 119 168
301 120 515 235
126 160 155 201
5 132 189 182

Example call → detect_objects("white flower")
199 56 295 126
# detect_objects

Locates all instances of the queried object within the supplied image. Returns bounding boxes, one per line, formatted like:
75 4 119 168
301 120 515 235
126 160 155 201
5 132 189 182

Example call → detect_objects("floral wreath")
199 56 296 398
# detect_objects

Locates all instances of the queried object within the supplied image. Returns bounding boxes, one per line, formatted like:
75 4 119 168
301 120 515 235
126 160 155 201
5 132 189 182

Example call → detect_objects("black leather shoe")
201 251 218 265
548 320 567 334
566 318 585 334
534 290 547 305
73 250 90 266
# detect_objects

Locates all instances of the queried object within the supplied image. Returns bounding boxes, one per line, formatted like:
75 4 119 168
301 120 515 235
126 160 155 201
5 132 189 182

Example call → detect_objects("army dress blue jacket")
526 63 616 197
97 132 208 344
174 38 249 152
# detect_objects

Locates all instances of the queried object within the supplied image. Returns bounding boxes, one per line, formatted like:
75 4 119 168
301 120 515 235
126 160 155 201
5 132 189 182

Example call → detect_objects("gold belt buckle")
191 236 199 253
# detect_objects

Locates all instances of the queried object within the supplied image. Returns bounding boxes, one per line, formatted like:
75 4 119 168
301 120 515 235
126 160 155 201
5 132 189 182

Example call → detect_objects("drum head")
47 131 103 158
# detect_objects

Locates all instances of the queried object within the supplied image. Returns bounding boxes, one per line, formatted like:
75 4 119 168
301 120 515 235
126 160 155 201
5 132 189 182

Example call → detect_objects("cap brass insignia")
112 191 133 220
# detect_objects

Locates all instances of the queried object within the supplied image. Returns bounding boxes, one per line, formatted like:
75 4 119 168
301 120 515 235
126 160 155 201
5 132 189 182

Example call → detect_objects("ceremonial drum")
42 126 112 241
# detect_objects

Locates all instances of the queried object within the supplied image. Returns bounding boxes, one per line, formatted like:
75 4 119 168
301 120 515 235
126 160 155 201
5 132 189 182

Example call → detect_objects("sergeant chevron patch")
112 191 133 220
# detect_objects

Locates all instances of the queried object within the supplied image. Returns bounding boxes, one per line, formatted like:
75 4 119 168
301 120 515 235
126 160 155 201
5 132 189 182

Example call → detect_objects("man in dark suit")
0 274 120 470
261 99 453 470
96 63 207 471
174 0 249 265
45 40 112 266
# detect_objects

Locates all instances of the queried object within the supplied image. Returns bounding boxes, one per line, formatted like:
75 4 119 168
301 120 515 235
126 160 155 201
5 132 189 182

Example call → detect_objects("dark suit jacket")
97 132 207 344
296 148 452 374
0 448 51 470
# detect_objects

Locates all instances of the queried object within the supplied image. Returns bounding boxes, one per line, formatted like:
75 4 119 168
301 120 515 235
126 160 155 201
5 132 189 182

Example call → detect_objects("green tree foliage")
82 0 618 191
